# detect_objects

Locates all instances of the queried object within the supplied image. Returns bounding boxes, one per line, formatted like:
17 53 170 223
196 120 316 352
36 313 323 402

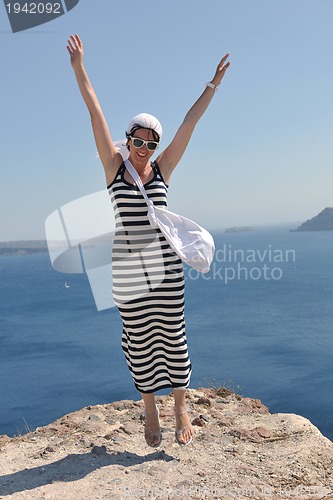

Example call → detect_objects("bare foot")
174 409 193 445
144 410 162 447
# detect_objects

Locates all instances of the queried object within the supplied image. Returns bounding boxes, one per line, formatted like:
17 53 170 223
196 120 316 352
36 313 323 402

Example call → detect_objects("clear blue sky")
1 0 332 240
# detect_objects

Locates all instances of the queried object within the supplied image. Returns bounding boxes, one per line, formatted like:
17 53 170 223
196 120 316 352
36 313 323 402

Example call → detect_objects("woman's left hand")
211 53 230 87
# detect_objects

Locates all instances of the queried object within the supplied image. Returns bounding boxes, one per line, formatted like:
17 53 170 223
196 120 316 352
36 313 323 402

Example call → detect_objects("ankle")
174 404 190 416
144 406 158 417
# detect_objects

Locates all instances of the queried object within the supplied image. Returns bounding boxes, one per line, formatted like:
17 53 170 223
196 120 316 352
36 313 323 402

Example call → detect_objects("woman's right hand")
66 34 84 69
211 52 230 88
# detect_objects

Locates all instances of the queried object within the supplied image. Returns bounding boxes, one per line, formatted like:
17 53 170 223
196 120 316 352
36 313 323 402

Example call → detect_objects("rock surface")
291 207 333 231
0 388 332 499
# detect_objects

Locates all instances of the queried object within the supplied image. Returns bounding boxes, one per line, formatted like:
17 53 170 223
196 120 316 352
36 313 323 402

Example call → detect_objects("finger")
67 38 76 52
219 52 230 66
69 34 81 50
218 60 231 73
70 34 82 50
74 34 82 47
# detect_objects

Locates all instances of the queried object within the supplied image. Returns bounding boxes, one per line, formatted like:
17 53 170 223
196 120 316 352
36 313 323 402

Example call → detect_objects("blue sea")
0 227 332 441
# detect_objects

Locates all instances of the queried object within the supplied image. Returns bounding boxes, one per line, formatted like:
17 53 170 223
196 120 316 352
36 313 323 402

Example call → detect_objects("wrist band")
206 82 219 92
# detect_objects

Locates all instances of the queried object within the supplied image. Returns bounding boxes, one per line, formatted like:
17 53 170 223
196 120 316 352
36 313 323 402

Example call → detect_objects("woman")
66 34 230 447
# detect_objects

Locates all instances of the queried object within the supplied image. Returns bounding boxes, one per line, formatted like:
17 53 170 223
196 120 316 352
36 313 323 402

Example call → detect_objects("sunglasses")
130 136 159 151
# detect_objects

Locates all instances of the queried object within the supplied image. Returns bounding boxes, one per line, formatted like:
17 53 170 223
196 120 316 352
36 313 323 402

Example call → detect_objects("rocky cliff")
0 388 332 499
291 207 333 232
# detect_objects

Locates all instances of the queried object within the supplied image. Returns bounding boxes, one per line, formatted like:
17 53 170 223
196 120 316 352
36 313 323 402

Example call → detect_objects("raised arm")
66 34 122 185
156 53 230 183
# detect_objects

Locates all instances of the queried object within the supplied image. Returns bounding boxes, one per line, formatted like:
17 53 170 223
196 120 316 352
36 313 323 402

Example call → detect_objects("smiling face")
127 128 159 168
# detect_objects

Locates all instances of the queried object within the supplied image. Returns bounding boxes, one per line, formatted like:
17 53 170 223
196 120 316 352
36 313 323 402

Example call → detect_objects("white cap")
126 113 162 140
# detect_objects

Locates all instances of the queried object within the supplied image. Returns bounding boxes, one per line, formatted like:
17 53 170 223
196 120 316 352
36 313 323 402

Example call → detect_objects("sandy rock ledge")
0 388 332 499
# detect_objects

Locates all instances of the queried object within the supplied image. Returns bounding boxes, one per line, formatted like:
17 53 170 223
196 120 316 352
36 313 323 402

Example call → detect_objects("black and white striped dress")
107 161 192 393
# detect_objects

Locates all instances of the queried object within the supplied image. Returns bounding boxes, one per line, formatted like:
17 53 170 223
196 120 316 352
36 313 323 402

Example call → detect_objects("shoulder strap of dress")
152 161 168 186
107 162 125 189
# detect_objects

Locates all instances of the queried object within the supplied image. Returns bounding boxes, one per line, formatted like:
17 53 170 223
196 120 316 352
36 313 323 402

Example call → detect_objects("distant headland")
0 240 48 256
291 207 333 232
225 226 256 234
